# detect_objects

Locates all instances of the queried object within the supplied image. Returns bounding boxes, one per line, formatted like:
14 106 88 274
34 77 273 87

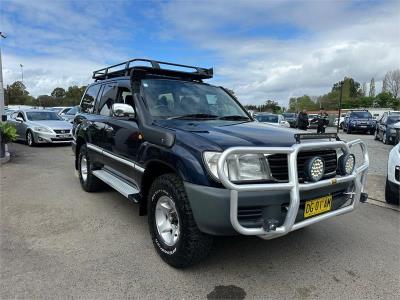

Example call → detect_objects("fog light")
305 157 325 182
338 153 355 175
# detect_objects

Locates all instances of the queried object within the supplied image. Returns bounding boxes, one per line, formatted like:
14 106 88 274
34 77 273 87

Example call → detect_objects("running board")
92 169 139 202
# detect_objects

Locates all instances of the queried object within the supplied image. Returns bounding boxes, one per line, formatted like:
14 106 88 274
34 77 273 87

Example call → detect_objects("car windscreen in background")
256 115 278 123
387 117 400 125
351 112 372 118
26 112 63 121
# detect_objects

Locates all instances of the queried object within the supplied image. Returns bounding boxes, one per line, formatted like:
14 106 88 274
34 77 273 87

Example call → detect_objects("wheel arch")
74 136 86 170
139 160 181 216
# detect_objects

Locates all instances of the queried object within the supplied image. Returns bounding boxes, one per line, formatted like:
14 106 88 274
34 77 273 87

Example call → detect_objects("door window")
98 83 117 116
81 84 101 113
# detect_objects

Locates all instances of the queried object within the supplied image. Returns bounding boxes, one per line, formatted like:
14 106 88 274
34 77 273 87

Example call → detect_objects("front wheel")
385 178 399 205
148 174 213 268
26 130 35 147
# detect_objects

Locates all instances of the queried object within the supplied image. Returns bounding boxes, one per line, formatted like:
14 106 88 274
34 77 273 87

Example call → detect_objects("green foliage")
5 81 86 107
51 87 66 98
0 123 18 144
288 95 318 111
5 81 35 106
244 100 282 113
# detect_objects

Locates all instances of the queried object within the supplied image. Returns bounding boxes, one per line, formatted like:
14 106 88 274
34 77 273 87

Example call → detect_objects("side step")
92 169 139 202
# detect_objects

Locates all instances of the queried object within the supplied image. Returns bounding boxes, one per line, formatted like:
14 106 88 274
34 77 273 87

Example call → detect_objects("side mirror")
60 113 65 116
111 103 135 118
16 117 24 123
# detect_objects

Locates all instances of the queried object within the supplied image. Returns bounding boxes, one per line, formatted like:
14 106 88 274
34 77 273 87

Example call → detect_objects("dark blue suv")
343 110 376 134
72 59 369 267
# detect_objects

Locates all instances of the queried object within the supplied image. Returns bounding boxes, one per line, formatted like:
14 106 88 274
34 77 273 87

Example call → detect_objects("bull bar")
216 139 369 239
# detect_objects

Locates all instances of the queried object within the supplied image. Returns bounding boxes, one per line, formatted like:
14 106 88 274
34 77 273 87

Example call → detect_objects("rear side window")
81 85 101 113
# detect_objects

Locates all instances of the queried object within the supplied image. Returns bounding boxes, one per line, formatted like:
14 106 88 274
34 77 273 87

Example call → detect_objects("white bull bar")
216 139 369 239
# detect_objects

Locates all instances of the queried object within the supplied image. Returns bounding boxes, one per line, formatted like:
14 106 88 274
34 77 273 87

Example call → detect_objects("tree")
5 81 32 105
51 87 66 99
369 78 375 97
288 95 318 111
375 92 395 108
37 95 55 107
64 85 86 105
383 69 400 99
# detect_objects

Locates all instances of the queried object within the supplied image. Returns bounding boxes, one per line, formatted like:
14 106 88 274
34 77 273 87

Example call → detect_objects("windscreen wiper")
218 115 251 121
169 113 219 120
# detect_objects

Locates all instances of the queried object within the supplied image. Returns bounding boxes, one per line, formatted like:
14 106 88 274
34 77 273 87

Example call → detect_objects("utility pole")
20 64 23 83
336 80 344 134
0 32 6 122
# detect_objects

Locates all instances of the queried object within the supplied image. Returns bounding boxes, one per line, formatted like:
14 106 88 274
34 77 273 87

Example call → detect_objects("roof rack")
92 58 213 81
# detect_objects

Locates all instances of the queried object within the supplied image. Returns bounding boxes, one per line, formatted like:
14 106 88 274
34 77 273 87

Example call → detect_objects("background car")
308 114 318 129
255 113 290 127
375 112 400 144
386 143 400 205
60 106 79 123
282 112 297 128
343 110 375 134
7 109 73 146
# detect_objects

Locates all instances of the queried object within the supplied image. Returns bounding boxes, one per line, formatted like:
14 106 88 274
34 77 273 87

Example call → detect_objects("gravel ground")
1 141 399 299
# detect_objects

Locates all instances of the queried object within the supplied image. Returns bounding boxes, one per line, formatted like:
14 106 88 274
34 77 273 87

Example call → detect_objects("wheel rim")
80 155 88 182
27 132 32 145
155 195 180 247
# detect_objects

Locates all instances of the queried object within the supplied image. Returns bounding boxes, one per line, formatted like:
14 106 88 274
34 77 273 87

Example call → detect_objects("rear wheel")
148 173 213 268
26 130 35 147
78 144 103 192
385 177 399 205
374 130 380 140
383 132 389 144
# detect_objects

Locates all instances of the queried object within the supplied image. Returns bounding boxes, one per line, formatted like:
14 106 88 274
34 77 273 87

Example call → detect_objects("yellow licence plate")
304 195 332 218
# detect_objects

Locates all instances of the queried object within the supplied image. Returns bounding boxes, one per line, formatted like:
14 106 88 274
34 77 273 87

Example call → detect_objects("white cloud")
160 0 400 105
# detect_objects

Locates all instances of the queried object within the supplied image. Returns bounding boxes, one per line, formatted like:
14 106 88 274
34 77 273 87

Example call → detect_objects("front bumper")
32 131 73 144
348 124 375 132
187 139 368 239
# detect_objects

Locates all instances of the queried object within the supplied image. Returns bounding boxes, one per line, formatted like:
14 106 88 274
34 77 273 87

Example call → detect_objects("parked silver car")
7 109 73 146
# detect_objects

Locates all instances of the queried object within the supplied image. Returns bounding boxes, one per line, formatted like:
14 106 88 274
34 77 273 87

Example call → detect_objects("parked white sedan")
386 142 400 204
255 113 290 127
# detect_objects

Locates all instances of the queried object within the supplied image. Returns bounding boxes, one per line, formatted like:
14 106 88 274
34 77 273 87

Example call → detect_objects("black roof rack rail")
92 58 213 81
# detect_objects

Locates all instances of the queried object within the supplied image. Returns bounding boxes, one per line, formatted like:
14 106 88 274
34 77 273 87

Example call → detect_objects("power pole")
336 80 344 134
20 64 23 83
0 32 6 122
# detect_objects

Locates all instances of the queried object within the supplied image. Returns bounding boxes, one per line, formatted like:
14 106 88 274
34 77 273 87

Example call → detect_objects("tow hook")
360 192 368 203
263 219 279 232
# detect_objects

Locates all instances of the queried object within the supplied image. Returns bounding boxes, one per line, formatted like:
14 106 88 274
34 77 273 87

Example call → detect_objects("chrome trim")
87 143 145 173
217 140 369 239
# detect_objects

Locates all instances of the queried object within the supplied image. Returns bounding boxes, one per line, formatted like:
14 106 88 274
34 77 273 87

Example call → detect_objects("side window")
98 83 117 116
81 84 101 113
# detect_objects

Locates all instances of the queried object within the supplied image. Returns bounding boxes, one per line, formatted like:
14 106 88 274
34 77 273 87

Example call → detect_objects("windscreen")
387 116 400 125
282 113 295 118
141 79 248 119
351 111 372 119
256 115 279 123
26 111 62 121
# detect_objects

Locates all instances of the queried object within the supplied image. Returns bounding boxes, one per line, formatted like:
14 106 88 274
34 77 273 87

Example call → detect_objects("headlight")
390 128 396 134
338 154 355 175
203 152 272 182
33 126 52 133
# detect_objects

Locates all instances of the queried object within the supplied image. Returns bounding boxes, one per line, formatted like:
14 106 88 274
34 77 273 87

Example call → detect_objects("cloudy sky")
1 0 399 106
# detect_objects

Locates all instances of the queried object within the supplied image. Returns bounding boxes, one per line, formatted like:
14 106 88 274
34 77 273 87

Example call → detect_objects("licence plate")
59 134 70 138
360 125 367 128
304 195 332 218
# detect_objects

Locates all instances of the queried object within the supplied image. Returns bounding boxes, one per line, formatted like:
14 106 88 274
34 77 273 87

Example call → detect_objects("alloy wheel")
155 195 180 246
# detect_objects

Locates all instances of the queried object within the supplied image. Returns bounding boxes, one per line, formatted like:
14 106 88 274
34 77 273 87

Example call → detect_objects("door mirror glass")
16 117 24 123
111 103 135 118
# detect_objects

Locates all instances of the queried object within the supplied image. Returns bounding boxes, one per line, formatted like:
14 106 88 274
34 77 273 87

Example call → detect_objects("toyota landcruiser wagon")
72 59 369 268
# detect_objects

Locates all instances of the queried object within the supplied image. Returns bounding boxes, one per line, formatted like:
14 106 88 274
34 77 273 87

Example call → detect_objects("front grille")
54 129 71 134
51 138 73 142
268 150 337 182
